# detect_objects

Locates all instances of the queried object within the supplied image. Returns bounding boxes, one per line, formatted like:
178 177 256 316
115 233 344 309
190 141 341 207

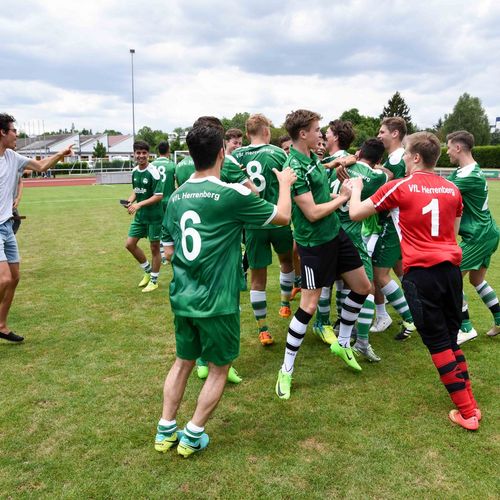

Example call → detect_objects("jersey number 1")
422 198 439 236
180 210 201 261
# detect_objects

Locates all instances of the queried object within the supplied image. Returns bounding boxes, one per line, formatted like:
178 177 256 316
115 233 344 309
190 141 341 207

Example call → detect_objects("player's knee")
0 273 11 289
125 239 135 252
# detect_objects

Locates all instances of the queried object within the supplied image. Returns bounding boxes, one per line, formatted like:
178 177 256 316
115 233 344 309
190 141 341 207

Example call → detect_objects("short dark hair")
358 138 385 165
381 117 407 139
446 130 474 151
157 140 170 155
328 119 355 150
193 116 224 133
225 128 243 141
278 134 291 147
405 132 441 167
133 140 150 152
0 113 15 134
186 124 224 171
285 109 322 141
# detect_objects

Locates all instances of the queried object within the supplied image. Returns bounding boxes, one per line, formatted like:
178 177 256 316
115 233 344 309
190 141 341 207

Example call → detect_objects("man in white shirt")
0 113 72 342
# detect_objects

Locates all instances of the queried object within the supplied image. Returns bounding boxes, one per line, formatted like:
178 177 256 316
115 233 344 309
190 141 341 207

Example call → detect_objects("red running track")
24 177 96 187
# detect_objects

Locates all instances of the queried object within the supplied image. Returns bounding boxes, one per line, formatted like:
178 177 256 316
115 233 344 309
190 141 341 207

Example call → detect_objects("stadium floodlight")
130 49 136 143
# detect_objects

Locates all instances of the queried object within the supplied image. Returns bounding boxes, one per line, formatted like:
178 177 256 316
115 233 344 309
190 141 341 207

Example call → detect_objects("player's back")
164 176 276 317
233 144 286 203
372 171 462 272
152 157 176 200
448 163 499 240
331 161 387 236
175 156 195 186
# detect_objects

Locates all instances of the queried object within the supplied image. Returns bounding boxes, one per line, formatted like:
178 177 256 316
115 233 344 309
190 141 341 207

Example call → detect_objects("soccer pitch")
0 182 498 498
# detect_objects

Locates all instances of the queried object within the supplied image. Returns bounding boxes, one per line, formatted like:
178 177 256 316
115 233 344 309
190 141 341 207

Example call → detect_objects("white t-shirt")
0 149 29 224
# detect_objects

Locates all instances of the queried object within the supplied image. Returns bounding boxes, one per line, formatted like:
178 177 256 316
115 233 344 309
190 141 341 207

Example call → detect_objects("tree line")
37 92 500 154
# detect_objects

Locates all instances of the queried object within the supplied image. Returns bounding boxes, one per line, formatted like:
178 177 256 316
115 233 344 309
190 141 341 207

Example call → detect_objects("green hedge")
437 146 500 168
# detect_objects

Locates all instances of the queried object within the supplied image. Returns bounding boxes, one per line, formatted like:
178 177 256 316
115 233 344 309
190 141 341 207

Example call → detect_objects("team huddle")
120 111 499 457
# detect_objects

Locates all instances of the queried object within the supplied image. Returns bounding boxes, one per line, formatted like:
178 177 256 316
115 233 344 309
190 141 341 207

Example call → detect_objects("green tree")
380 91 414 132
93 141 107 158
490 130 500 145
338 108 380 147
221 113 250 134
442 93 491 145
136 126 169 151
103 129 122 136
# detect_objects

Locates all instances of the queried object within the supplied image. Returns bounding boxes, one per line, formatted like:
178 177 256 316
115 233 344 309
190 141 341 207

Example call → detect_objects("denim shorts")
0 220 20 263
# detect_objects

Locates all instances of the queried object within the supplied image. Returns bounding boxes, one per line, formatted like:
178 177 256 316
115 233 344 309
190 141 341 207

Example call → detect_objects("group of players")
121 110 499 457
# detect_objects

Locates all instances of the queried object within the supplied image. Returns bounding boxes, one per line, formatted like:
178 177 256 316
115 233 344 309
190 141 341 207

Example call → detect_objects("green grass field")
1 182 499 499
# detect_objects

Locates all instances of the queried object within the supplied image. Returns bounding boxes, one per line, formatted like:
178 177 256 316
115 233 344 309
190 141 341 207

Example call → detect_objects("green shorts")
354 240 373 281
174 312 240 366
372 220 402 269
128 221 162 241
460 231 499 271
245 226 293 269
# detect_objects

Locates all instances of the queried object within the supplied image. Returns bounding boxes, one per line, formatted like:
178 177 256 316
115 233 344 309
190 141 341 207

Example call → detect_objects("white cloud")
1 0 500 133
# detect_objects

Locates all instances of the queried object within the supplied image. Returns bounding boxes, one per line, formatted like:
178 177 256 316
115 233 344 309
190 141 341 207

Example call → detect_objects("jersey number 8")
246 160 266 193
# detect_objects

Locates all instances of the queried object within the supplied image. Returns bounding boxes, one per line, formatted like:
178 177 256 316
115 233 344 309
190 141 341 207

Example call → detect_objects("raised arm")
270 167 296 226
345 177 377 221
25 146 73 173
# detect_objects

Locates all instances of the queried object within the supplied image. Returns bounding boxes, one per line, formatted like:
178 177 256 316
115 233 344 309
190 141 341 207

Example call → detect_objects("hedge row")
436 146 500 169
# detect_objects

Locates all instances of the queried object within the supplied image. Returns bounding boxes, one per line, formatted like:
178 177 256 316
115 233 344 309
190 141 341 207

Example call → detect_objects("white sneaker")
369 315 393 333
486 324 500 337
457 328 478 345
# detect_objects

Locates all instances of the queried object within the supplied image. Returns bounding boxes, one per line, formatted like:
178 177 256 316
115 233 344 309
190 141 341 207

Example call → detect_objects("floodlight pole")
130 48 136 143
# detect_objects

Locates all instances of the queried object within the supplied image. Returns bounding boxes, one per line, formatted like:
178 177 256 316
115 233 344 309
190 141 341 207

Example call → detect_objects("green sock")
357 294 375 341
381 280 413 323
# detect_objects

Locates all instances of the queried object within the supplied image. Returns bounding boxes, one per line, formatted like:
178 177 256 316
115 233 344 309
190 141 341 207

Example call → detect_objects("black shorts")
402 262 462 353
297 229 363 290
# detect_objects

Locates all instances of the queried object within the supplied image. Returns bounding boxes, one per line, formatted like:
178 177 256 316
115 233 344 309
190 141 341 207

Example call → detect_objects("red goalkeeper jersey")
370 170 463 273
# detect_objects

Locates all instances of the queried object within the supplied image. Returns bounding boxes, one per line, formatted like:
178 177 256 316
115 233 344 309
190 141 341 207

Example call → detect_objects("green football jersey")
175 155 195 186
131 164 164 224
378 147 406 227
152 157 176 203
383 147 406 179
330 161 387 245
162 176 277 317
288 147 340 247
221 154 249 184
232 143 287 229
322 149 349 181
447 162 500 241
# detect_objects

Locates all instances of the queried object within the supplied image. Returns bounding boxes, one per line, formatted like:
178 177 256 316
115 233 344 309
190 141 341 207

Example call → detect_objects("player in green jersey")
154 121 296 457
280 133 305 305
447 130 500 343
152 141 176 264
275 110 372 400
233 114 295 346
125 140 164 293
175 154 195 187
279 134 292 155
330 139 392 361
313 120 356 342
225 128 243 154
373 117 417 340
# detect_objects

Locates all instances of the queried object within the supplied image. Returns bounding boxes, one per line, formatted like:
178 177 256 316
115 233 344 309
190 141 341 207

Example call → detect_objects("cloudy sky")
2 0 499 135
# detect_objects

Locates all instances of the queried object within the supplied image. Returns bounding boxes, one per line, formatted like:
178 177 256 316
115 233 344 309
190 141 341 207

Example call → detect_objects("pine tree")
380 92 414 132
93 140 107 159
442 93 491 145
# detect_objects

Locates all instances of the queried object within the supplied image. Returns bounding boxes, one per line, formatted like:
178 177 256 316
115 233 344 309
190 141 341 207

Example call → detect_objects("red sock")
431 349 475 419
453 348 478 409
